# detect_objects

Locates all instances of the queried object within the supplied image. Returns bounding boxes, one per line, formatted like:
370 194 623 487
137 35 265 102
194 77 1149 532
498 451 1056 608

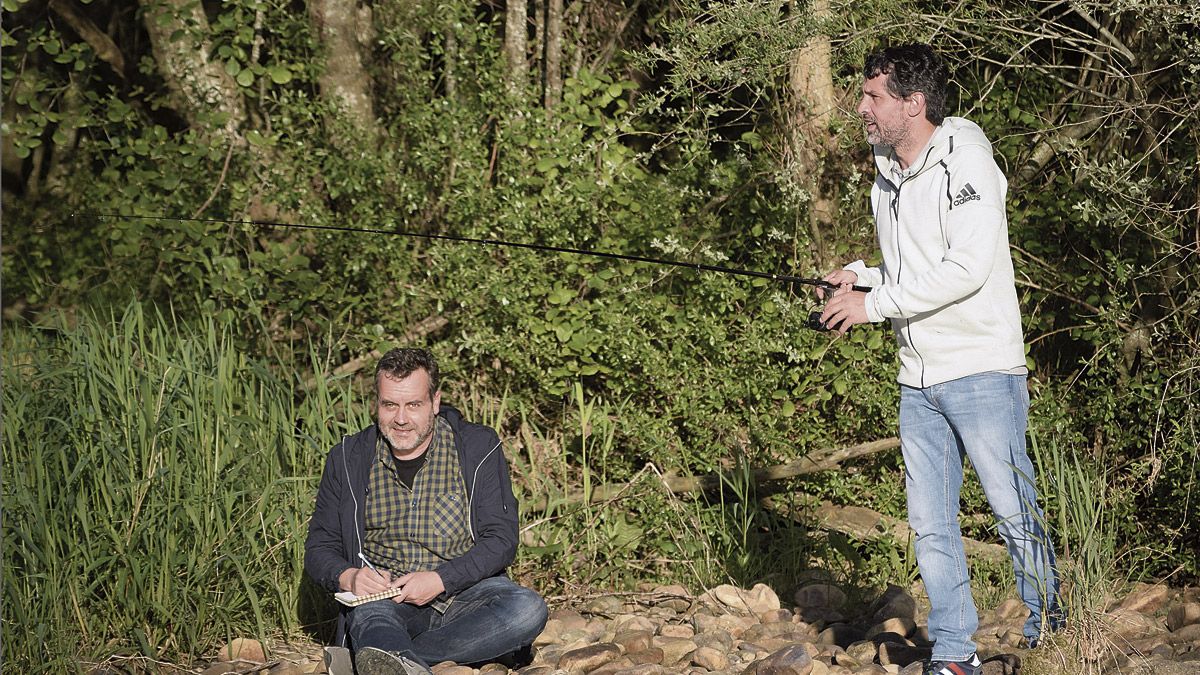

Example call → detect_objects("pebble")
197 581 1200 675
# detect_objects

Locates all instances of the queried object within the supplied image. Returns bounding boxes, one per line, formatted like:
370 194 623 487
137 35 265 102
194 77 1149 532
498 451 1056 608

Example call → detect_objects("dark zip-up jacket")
304 405 519 644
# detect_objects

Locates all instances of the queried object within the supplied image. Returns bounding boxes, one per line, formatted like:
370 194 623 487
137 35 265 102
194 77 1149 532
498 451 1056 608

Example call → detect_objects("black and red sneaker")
925 652 982 675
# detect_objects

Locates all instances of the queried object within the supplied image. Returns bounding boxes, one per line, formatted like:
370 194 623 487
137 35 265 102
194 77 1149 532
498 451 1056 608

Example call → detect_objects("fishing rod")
91 212 870 330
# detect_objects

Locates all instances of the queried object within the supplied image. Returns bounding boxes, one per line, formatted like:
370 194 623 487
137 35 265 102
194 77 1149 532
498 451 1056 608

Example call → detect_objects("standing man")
305 348 547 675
819 44 1061 675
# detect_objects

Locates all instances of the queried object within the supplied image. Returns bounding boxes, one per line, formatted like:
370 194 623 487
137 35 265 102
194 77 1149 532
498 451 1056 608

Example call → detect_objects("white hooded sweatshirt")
845 116 1027 388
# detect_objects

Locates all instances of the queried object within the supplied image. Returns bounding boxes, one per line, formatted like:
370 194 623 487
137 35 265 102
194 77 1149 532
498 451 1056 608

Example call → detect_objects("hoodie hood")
872 116 994 187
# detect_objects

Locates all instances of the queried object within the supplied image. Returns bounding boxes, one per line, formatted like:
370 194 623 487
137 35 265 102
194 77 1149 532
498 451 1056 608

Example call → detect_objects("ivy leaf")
268 65 292 84
245 129 273 147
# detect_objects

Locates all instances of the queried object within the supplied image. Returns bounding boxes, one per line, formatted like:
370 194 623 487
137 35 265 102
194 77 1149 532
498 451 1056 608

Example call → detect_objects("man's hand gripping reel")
804 279 871 332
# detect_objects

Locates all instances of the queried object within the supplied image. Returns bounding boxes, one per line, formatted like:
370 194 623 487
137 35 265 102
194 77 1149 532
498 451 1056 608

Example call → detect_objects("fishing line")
90 212 871 295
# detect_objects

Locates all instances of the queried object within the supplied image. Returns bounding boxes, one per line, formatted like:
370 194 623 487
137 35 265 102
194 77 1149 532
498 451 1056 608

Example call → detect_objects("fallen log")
522 437 900 514
777 500 1009 564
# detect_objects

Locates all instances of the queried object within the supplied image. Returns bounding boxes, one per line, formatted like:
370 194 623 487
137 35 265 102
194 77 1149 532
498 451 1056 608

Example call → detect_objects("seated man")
305 347 547 675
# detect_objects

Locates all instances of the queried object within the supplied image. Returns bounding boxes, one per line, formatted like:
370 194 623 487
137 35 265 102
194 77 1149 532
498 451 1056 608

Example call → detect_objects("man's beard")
381 419 435 456
865 117 907 148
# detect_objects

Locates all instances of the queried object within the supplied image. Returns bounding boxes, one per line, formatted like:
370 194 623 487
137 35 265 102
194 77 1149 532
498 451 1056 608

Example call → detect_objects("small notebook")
334 587 405 607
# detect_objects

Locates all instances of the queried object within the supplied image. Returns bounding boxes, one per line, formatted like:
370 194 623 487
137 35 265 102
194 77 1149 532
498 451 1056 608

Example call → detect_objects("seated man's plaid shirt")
363 417 473 577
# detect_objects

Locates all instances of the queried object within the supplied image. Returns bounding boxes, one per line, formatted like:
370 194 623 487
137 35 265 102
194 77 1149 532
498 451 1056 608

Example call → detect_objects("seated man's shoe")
925 652 982 675
354 647 432 675
491 644 535 669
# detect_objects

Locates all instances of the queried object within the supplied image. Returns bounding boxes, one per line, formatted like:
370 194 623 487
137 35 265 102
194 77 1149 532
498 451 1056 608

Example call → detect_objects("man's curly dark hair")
375 347 440 399
864 44 950 125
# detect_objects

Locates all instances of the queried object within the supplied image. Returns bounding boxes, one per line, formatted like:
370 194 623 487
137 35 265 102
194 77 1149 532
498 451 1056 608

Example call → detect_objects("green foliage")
2 0 1198 666
1 306 362 671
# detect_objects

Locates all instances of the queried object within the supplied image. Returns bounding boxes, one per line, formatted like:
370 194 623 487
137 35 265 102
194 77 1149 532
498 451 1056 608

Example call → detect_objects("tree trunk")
445 30 458 100
309 0 378 136
504 0 529 96
544 0 564 109
139 0 245 141
786 0 838 266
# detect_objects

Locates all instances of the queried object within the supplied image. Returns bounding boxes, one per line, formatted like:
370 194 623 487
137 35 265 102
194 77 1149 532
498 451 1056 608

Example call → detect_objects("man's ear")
432 389 441 415
906 91 927 119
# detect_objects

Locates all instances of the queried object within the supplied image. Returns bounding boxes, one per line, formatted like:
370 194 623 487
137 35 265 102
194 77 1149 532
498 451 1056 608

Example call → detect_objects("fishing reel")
805 311 832 332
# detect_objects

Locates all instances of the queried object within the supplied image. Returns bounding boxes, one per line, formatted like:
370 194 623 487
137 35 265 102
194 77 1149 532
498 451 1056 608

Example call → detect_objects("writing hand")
340 566 393 596
390 571 445 606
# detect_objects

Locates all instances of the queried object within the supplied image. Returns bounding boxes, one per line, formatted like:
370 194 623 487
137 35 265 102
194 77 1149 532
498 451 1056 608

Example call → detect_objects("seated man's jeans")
347 575 547 667
900 373 1062 662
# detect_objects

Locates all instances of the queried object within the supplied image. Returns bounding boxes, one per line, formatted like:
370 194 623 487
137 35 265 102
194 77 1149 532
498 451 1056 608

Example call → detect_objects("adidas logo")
953 183 982 206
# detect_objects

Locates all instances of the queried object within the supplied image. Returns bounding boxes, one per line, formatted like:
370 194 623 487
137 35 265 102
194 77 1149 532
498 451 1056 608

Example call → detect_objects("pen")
358 552 383 576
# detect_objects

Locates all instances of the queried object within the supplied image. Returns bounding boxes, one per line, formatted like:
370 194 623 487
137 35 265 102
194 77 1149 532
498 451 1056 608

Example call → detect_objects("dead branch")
784 500 1009 564
522 438 900 514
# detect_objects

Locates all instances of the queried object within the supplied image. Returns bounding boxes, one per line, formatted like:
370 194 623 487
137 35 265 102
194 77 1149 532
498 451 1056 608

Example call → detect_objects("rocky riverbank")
198 581 1200 675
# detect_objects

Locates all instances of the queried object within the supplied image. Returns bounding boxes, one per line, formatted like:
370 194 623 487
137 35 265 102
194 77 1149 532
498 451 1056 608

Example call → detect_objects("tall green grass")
1031 432 1125 671
2 304 363 671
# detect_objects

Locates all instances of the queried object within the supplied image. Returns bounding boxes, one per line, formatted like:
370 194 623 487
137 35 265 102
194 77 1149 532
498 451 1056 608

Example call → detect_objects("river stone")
980 653 1021 675
217 638 266 664
1167 622 1200 644
794 583 847 612
532 644 562 666
743 645 813 675
590 656 636 675
695 611 757 637
1128 635 1173 655
1115 583 1172 615
558 643 622 672
692 646 730 671
515 666 556 675
997 628 1024 648
708 584 781 615
844 640 877 665
695 629 735 652
659 623 695 639
867 618 914 640
876 641 929 667
613 665 671 675
744 621 804 642
651 635 697 665
627 648 664 665
430 665 473 675
478 664 509 674
816 624 865 648
1111 607 1166 639
613 629 654 653
1128 656 1200 675
585 595 626 615
761 608 794 624
869 586 916 625
552 608 589 630
652 584 693 612
614 614 658 634
1167 602 1200 631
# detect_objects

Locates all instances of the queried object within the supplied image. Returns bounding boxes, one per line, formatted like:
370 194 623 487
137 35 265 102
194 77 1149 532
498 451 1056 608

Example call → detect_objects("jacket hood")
872 116 993 182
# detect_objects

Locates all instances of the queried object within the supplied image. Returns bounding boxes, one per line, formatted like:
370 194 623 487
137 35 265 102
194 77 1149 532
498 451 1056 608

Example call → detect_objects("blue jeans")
900 373 1061 661
346 576 547 667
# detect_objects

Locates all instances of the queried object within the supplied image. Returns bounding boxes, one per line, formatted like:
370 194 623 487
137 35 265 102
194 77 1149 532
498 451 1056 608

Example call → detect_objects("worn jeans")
347 576 548 668
900 373 1061 661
